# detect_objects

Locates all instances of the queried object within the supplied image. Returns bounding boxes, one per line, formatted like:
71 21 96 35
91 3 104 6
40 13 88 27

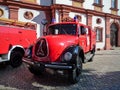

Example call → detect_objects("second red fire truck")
0 18 36 67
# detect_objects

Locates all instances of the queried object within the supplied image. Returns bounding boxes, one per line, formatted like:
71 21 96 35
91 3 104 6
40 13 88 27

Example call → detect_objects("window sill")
72 0 84 3
93 3 104 8
110 7 119 11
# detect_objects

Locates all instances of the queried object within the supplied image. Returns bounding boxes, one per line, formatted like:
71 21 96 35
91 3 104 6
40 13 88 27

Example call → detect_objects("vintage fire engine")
0 18 36 67
23 19 96 83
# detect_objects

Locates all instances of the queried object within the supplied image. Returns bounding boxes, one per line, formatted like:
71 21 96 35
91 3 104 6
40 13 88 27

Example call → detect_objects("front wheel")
10 51 23 68
68 56 82 84
28 65 45 76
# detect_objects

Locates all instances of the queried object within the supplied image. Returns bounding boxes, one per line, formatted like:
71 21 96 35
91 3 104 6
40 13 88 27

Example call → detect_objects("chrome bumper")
22 58 34 65
22 58 73 70
45 64 72 70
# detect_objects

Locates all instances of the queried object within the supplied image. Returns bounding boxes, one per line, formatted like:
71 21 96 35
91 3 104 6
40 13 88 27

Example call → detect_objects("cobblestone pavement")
0 49 120 90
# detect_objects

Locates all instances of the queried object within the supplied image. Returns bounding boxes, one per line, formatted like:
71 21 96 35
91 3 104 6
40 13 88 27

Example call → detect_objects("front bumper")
22 58 73 70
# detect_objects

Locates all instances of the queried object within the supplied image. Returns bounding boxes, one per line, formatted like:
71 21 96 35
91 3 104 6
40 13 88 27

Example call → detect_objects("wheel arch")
8 45 25 60
71 46 85 63
63 45 84 63
77 46 84 63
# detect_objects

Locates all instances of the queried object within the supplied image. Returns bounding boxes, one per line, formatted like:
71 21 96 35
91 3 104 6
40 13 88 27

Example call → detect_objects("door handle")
18 31 22 33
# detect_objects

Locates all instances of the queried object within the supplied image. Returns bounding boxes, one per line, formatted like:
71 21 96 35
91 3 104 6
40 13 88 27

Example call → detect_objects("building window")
96 18 102 24
111 0 116 8
110 0 118 14
93 0 103 7
0 8 4 17
24 11 33 20
111 0 118 9
95 0 101 4
95 27 103 42
72 0 84 3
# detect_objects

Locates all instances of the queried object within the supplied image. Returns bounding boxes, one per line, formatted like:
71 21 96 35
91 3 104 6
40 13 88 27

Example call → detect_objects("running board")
84 52 94 63
0 57 9 62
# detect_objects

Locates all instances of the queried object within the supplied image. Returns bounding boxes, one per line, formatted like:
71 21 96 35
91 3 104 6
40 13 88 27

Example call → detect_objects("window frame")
0 8 4 17
95 27 103 42
110 0 118 11
24 11 34 20
72 0 84 3
95 0 101 4
93 0 104 7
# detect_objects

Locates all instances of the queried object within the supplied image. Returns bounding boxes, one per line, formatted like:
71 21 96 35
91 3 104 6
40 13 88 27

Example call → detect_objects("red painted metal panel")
0 25 36 54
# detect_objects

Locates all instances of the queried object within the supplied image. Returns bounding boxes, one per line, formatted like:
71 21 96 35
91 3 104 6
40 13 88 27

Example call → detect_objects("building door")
110 23 118 47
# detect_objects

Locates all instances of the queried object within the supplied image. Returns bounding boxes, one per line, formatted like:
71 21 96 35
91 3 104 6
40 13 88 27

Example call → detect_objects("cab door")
78 25 90 53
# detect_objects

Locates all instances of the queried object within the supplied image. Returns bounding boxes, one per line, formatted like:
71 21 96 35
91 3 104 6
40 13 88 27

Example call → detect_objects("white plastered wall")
53 0 72 5
92 16 106 49
55 10 60 23
83 0 94 10
118 1 120 15
103 0 111 14
55 10 87 24
18 8 46 38
54 0 120 15
69 12 87 25
0 5 9 18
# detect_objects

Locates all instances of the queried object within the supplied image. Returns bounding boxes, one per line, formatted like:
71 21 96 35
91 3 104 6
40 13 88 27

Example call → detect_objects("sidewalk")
96 47 120 55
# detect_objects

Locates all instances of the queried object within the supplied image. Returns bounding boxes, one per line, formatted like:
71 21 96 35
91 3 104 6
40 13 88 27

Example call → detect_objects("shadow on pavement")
0 64 120 90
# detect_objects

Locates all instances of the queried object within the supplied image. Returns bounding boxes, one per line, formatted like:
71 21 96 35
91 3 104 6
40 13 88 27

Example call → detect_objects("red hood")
44 35 78 62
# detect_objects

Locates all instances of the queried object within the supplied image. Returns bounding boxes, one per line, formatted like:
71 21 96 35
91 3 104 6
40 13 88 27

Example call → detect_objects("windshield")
47 24 77 35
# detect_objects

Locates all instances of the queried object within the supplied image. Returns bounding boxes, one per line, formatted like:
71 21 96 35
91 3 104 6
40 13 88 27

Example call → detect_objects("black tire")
10 51 23 68
28 65 44 75
68 55 82 84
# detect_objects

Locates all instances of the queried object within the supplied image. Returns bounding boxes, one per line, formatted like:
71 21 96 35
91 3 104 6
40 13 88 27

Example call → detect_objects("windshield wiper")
61 29 68 35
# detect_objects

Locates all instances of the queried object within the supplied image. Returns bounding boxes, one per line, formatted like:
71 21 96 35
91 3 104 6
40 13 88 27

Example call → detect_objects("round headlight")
25 48 31 57
64 52 72 61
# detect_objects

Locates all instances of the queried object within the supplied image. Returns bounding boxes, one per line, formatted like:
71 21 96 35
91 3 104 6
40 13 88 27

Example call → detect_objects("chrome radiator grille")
35 38 48 57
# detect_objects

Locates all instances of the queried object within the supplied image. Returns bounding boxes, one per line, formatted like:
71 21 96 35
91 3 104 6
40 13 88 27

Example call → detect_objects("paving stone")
0 49 120 90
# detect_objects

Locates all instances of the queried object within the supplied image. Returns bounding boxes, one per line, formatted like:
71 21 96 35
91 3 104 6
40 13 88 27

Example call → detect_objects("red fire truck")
0 18 36 67
23 19 96 83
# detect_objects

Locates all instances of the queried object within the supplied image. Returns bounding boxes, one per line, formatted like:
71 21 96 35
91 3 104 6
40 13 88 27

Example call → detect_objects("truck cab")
23 21 96 83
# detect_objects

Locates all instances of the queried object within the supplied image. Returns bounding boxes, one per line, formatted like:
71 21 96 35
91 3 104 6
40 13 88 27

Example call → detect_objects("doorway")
110 23 118 47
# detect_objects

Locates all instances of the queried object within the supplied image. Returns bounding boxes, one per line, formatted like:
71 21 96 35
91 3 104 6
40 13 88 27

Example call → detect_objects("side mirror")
41 19 48 25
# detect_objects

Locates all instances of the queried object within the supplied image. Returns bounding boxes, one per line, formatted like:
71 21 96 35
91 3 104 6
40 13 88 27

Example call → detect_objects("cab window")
48 24 77 35
80 26 86 35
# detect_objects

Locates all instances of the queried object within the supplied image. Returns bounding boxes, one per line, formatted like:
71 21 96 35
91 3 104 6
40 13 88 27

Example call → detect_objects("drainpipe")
51 0 53 5
105 14 107 50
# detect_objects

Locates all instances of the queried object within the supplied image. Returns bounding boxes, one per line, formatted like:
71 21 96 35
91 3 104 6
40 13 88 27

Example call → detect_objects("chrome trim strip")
22 58 34 65
45 64 72 69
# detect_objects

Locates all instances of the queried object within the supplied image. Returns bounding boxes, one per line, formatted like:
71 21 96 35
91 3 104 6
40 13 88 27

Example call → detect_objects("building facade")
0 0 120 50
51 0 120 50
0 0 51 38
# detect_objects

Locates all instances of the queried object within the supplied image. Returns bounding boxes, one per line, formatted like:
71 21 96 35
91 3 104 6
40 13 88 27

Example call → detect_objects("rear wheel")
10 51 23 68
68 55 82 83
